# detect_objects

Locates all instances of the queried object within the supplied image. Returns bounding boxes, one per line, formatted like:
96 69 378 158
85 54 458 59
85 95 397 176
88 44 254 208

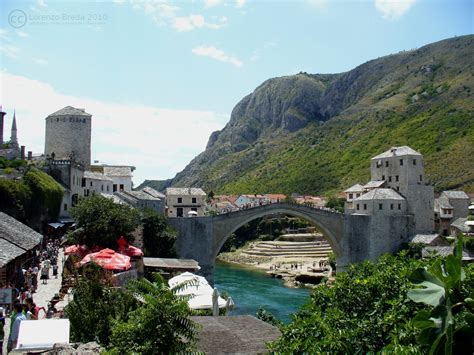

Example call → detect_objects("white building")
91 165 135 192
353 188 407 215
166 188 207 217
83 171 113 196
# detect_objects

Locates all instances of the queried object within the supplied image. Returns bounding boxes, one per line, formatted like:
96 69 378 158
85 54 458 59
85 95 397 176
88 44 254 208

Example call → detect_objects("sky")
0 0 472 185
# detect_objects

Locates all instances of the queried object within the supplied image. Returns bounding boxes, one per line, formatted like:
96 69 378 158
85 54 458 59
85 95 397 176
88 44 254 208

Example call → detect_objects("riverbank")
218 240 333 288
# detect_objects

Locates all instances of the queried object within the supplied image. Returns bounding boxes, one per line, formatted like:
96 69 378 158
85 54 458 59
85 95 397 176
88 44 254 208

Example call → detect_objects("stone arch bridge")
169 202 413 283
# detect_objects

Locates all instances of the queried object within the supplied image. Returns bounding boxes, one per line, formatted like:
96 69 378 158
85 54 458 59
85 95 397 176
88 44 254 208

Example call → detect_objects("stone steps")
242 250 331 257
241 240 332 258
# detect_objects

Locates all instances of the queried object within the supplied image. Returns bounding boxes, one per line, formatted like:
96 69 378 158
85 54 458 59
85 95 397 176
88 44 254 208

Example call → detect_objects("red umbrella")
79 248 131 271
64 244 87 257
121 245 144 257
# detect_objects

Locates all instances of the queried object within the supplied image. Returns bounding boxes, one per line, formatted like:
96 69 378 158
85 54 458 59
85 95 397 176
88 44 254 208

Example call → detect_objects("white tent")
169 272 227 310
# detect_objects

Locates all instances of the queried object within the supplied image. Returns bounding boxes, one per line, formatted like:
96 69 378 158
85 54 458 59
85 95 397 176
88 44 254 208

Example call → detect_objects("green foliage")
270 251 433 353
407 237 473 354
108 273 197 354
70 195 140 248
256 307 283 328
23 168 64 219
0 157 27 169
0 178 31 219
327 252 336 269
65 265 137 345
141 209 177 257
326 196 345 213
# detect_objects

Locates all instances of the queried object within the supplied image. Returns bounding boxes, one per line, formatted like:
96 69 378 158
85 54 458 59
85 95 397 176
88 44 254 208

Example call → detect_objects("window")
101 185 104 191
178 197 183 203
398 204 401 210
395 175 399 182
379 204 383 210
363 204 367 210
107 185 110 192
382 175 385 180
192 197 197 204
356 204 360 210
120 184 124 191
399 159 403 166
113 184 117 192
420 175 423 182
396 186 400 191
177 207 183 217
413 159 417 165
82 178 86 187
388 176 392 182
390 204 394 210
64 203 67 211
385 161 389 167
90 181 93 187
348 193 353 199
85 189 90 197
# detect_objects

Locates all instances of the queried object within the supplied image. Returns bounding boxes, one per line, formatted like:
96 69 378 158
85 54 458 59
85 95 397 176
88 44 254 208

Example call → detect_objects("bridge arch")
211 204 344 261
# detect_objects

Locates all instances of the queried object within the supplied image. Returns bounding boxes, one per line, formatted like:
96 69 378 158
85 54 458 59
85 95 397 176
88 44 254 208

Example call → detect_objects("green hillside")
146 35 474 196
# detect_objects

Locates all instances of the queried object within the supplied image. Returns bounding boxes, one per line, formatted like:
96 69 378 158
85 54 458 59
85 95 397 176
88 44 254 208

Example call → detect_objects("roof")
140 186 165 199
0 238 27 267
143 258 200 270
411 234 440 244
344 184 365 193
125 190 161 201
437 196 453 209
166 187 206 196
451 218 469 233
263 194 287 200
100 193 129 205
47 106 91 117
83 171 113 181
355 188 405 201
422 246 474 260
441 190 470 200
103 166 134 177
0 212 43 250
190 316 281 354
372 146 422 159
363 180 386 189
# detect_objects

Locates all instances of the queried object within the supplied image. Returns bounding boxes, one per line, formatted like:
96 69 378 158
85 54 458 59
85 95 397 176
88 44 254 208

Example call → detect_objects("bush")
141 209 176 257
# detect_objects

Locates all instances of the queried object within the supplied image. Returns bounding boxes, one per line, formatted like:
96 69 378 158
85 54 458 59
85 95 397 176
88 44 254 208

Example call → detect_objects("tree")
407 237 473 354
70 195 140 248
142 209 177 257
325 196 345 213
108 273 197 354
64 264 137 345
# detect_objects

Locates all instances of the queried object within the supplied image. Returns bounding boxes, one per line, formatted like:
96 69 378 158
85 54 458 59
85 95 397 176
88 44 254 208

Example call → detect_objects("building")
344 184 365 208
434 190 470 236
44 106 92 168
91 165 135 192
234 194 266 208
166 188 207 217
352 188 407 215
83 170 113 196
115 190 164 213
0 108 22 160
0 212 43 287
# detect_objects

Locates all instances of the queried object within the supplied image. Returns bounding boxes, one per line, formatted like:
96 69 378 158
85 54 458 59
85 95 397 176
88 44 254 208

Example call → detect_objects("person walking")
40 265 49 285
7 303 26 352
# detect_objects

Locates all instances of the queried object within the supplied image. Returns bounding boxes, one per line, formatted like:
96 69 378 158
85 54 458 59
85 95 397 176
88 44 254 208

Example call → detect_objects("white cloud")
33 58 48 65
37 0 47 7
192 45 243 67
16 31 29 38
0 71 227 183
235 0 246 8
173 15 226 31
0 44 19 58
205 0 223 8
374 0 416 20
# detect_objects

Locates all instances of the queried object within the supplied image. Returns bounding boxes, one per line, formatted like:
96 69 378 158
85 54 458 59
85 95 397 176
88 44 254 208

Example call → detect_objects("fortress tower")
44 106 92 168
10 111 18 148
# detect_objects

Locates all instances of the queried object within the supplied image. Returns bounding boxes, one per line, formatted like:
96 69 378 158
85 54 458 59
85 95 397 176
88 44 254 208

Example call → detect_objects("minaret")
10 110 18 147
0 105 5 145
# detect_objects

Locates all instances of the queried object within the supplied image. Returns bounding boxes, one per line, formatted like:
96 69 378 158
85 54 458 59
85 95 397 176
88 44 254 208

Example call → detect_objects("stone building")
352 188 407 215
44 106 92 168
83 171 113 196
115 190 164 213
434 190 470 236
166 188 207 217
0 109 22 160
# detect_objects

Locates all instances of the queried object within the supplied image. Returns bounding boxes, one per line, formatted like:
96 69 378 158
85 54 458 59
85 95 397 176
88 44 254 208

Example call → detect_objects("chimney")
27 151 32 160
20 145 25 160
0 106 5 145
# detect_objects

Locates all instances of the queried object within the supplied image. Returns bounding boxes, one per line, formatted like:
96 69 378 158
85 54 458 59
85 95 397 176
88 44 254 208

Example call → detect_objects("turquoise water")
214 261 312 323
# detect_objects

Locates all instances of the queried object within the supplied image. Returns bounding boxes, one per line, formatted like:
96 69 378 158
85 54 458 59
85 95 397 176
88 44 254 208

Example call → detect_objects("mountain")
142 35 474 196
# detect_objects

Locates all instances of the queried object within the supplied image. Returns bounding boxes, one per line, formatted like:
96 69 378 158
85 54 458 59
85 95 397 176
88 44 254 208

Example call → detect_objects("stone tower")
44 106 92 168
10 110 18 147
0 106 5 145
370 146 434 233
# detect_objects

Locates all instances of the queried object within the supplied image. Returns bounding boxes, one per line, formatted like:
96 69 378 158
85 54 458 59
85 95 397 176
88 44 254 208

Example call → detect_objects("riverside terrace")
169 201 415 284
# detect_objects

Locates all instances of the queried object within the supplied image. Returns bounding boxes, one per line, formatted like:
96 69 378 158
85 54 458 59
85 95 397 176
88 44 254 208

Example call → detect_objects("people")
7 303 26 352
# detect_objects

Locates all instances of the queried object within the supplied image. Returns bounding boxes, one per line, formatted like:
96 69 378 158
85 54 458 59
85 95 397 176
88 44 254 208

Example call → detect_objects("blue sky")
0 0 472 185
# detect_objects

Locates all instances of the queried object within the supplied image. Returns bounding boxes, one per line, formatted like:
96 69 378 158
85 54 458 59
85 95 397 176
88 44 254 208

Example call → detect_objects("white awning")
16 319 70 351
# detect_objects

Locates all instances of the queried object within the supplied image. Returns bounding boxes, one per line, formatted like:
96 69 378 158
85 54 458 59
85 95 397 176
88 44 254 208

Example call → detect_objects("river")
214 260 312 323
